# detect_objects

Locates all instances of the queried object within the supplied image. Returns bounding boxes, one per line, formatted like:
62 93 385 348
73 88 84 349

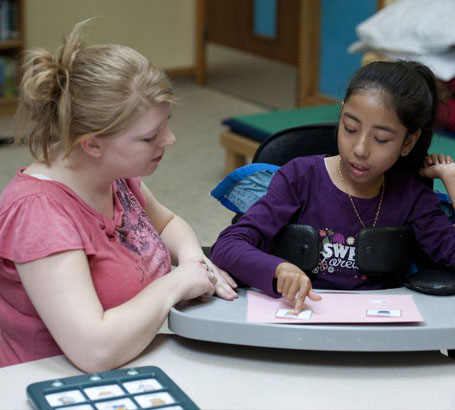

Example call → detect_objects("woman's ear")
400 129 421 157
80 136 103 158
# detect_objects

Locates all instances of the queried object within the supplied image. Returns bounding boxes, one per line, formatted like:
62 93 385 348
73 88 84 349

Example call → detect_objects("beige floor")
206 43 296 110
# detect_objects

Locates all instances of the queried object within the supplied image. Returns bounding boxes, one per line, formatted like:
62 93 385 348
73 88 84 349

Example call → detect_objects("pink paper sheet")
247 290 423 324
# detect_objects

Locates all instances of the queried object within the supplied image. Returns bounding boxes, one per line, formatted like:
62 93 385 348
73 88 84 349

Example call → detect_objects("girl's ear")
400 129 421 157
80 136 103 158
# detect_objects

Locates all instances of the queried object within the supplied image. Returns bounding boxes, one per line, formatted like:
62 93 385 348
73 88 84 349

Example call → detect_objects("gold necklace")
337 157 384 228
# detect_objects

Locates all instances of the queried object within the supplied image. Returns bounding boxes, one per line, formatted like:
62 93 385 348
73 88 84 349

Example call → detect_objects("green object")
223 104 341 142
224 104 455 194
429 132 455 195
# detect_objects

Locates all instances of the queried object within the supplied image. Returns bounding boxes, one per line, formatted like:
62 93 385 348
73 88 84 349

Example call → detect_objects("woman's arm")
139 182 237 299
16 250 214 373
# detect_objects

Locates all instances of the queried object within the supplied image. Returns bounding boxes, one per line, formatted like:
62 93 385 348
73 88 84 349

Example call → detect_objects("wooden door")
204 0 299 65
195 0 383 106
195 0 323 106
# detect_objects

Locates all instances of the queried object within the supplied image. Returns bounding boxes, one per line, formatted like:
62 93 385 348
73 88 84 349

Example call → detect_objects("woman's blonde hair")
14 19 173 164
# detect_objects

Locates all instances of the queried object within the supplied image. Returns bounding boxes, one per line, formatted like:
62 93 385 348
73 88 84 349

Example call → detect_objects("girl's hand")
419 153 455 180
275 262 322 313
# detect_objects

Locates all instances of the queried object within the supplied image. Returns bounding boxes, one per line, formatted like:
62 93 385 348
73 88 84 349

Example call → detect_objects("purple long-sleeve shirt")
211 155 455 296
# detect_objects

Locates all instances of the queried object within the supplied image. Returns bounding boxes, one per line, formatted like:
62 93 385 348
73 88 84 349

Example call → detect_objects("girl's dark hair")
344 60 439 174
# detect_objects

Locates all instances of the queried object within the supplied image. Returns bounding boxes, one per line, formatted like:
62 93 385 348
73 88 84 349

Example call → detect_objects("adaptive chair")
173 123 455 358
249 123 455 295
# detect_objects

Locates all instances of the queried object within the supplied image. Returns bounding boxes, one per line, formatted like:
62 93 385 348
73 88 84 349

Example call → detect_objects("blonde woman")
0 21 237 371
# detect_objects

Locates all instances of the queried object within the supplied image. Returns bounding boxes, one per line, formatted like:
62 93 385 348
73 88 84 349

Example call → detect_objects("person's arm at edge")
139 182 237 299
420 153 455 205
16 250 214 373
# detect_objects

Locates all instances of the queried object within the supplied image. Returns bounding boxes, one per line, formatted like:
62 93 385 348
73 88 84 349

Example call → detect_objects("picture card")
247 290 423 324
94 397 137 410
84 384 124 400
133 391 175 408
366 309 402 318
122 378 163 394
275 308 312 320
45 389 86 406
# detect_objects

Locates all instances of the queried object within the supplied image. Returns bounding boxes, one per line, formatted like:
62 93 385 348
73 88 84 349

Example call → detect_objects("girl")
211 60 455 313
0 21 237 371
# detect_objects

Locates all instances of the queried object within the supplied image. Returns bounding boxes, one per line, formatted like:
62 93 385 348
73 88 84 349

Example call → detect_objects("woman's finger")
214 282 238 300
215 267 238 289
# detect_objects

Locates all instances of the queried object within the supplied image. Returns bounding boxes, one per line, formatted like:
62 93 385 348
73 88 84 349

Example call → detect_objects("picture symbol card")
275 308 312 320
366 309 402 318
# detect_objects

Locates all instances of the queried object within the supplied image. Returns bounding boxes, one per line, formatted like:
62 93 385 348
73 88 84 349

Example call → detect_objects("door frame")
194 0 332 107
194 0 385 107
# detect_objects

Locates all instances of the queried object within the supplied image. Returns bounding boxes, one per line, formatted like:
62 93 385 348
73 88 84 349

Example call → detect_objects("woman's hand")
172 256 238 302
205 257 238 301
419 153 455 180
275 261 321 313
169 257 217 301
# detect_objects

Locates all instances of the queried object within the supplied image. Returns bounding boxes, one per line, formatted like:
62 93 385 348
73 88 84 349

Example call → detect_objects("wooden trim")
296 0 321 107
301 92 338 107
0 98 17 116
377 0 387 10
219 130 260 174
165 67 195 78
0 39 22 50
194 0 206 85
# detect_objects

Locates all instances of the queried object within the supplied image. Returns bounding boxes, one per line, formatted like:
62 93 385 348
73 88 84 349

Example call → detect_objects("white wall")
24 0 196 69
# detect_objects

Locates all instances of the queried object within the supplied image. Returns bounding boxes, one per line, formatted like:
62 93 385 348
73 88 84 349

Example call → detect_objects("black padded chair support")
252 123 339 166
269 224 413 286
231 123 338 225
252 122 433 188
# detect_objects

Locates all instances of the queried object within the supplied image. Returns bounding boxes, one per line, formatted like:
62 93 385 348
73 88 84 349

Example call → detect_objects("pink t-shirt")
0 169 171 367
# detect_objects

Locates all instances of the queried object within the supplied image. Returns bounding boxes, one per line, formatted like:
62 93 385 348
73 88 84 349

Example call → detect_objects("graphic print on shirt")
115 180 170 282
312 228 367 280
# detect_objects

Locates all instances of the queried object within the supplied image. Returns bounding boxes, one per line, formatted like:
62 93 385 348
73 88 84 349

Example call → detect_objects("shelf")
0 38 23 50
0 98 17 116
0 0 24 117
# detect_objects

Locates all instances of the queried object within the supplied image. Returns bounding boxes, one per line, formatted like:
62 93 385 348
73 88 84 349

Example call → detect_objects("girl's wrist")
440 165 455 182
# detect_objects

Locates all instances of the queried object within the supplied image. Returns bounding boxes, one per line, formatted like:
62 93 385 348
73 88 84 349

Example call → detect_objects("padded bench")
220 104 341 174
219 104 455 195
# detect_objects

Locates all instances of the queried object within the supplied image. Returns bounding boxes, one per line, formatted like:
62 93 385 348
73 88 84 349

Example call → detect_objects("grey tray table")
169 288 455 355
